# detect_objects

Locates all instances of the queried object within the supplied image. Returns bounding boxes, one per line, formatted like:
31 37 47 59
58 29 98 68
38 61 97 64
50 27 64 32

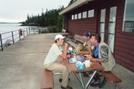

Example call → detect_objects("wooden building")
59 0 134 72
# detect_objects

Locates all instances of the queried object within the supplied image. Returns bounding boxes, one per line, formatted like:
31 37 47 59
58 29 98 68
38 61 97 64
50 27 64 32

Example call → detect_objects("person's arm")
63 43 68 59
75 50 90 55
75 46 92 55
87 55 103 62
59 43 68 60
58 56 64 63
87 43 93 55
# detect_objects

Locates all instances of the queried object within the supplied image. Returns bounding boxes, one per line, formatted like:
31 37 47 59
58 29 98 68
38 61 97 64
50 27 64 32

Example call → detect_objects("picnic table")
63 58 104 89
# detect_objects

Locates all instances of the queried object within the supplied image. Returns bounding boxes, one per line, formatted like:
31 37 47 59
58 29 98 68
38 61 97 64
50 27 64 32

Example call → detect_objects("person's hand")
75 50 80 54
58 57 64 63
85 55 93 61
64 43 68 47
88 43 92 48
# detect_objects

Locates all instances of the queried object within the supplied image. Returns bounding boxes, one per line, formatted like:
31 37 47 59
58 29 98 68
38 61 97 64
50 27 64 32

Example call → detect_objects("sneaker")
90 73 102 87
90 77 101 87
61 85 72 89
59 78 70 82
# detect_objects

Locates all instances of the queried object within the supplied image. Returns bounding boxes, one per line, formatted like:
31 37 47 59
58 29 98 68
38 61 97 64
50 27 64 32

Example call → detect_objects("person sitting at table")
75 31 93 55
75 31 93 77
75 43 83 51
86 34 115 88
44 34 72 89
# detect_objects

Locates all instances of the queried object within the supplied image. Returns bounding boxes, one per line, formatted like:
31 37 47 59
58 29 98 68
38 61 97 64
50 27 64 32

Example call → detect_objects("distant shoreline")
0 22 20 24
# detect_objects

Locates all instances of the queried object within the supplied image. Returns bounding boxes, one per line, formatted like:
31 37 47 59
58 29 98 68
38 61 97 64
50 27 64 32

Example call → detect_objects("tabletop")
64 59 104 73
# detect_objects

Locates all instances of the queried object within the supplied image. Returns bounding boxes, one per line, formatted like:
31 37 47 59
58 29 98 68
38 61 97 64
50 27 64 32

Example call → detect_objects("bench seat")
100 71 122 83
67 34 84 48
100 71 122 89
67 40 78 48
41 69 53 89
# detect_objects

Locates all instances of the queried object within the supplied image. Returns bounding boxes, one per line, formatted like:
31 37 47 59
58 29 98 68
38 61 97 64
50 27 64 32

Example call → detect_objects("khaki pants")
44 62 69 87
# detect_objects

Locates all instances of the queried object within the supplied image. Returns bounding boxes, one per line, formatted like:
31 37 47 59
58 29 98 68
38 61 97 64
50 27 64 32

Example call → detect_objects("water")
0 23 28 33
0 24 46 50
0 24 29 48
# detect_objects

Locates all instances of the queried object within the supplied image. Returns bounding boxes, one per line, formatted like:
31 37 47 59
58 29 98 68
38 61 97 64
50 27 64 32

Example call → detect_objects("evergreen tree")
68 0 76 5
22 5 65 29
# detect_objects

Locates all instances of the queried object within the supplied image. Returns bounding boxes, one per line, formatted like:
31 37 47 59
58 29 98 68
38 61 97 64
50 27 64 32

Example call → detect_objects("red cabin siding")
64 0 134 72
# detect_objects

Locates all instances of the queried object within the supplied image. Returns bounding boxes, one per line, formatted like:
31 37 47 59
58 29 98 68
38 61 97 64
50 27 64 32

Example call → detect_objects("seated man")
75 31 93 55
75 31 93 77
86 34 115 88
44 34 72 89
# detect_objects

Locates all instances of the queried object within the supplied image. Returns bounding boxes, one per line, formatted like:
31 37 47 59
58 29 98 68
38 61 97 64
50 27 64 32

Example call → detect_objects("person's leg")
45 63 69 88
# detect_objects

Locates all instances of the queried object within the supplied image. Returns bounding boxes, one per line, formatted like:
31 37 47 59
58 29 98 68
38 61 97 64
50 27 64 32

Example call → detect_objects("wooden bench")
100 71 122 89
67 34 84 48
61 32 70 41
41 69 54 89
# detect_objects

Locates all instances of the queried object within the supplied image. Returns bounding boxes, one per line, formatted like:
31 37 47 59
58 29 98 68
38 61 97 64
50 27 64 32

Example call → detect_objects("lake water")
0 24 46 49
0 24 30 47
0 23 28 33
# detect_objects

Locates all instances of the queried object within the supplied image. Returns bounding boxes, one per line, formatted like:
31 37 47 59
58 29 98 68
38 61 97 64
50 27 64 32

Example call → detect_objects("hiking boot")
99 77 107 88
90 77 101 87
59 78 70 82
61 85 72 89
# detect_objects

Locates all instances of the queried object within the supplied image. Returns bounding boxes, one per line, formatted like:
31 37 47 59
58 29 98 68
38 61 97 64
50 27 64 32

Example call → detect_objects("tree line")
22 0 76 33
22 7 64 26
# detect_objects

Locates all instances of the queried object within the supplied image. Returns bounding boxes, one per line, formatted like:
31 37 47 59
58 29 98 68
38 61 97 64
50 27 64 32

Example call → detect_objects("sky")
0 0 70 22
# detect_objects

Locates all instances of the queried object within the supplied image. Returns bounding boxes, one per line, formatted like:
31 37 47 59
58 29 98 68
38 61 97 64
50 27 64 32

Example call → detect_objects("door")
99 6 117 53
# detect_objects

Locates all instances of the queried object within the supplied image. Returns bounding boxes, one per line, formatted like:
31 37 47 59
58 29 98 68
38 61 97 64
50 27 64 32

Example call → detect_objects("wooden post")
0 34 3 51
12 31 14 44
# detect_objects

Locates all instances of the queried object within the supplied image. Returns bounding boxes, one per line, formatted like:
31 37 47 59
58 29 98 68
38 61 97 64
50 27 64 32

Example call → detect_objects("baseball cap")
55 34 65 40
83 31 92 37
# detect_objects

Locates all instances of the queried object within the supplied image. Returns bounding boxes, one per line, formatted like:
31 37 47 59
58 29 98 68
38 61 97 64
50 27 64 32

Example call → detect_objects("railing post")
23 30 25 37
19 30 20 40
12 31 14 44
29 27 30 34
0 34 3 51
33 29 34 34
26 28 28 35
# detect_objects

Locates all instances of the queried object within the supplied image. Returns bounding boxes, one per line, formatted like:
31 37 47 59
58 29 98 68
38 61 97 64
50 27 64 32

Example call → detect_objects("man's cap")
83 31 92 37
55 34 65 40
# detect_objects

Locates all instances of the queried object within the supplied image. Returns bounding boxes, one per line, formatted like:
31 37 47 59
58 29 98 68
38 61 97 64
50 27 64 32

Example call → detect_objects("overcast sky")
0 0 70 22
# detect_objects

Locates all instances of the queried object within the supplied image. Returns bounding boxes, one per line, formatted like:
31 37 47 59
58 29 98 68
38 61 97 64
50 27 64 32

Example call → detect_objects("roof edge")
59 0 93 15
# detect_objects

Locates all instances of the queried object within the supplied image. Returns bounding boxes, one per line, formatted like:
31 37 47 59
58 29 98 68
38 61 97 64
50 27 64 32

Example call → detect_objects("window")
71 15 74 20
123 0 134 32
74 14 77 20
78 13 81 19
88 9 94 18
82 11 87 18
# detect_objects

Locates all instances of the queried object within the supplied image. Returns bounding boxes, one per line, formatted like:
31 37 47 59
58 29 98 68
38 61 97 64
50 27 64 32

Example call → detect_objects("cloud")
0 0 69 22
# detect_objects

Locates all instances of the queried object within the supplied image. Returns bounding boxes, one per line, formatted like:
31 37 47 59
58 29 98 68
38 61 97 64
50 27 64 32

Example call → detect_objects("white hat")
55 34 65 40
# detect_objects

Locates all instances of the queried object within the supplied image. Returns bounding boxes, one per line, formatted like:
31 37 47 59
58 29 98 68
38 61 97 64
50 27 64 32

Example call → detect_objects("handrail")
0 28 29 51
0 26 44 51
0 30 18 34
